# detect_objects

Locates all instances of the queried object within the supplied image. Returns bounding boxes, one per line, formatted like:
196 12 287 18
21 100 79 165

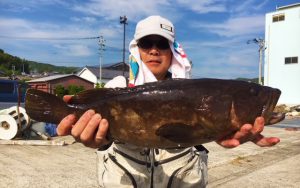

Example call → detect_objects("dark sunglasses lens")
138 38 169 50
157 39 169 50
138 39 153 49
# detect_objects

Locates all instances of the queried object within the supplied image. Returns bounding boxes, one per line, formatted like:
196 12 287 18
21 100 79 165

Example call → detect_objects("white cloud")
230 0 269 14
182 36 251 50
70 16 97 23
183 36 260 79
191 15 265 37
0 0 270 78
0 17 101 60
54 44 93 56
72 0 172 21
191 51 259 79
192 65 257 79
175 0 226 13
232 0 256 13
0 17 112 38
0 0 70 12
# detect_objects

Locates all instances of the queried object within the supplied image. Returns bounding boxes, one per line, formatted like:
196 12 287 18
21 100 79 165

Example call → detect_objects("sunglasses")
137 37 170 50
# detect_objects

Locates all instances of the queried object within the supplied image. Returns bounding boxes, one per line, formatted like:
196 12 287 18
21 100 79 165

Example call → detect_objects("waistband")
112 147 192 167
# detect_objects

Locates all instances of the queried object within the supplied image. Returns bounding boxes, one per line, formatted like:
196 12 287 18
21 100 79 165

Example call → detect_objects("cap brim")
134 29 174 42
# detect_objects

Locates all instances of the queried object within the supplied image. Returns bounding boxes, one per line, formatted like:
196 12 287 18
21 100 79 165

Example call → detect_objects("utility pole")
98 36 105 85
247 38 266 85
120 15 128 76
22 64 25 75
12 65 15 80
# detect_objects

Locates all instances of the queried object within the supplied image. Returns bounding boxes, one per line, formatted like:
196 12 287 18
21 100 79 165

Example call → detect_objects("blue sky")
0 0 299 79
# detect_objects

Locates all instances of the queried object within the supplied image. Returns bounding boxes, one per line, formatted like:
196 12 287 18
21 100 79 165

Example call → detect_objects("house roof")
27 74 93 83
84 67 129 79
103 62 130 71
277 3 300 10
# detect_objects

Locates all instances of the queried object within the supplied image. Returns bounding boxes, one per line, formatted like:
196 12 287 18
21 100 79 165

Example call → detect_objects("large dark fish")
25 78 284 148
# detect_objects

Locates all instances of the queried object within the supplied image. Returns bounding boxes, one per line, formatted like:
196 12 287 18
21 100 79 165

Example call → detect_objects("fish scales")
25 78 284 148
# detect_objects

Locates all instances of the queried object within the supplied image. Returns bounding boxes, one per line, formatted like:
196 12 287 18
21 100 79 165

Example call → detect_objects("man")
57 16 279 188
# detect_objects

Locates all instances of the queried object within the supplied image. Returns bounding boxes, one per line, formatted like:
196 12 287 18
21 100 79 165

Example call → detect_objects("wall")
264 6 300 105
49 76 94 94
78 68 97 84
28 76 93 94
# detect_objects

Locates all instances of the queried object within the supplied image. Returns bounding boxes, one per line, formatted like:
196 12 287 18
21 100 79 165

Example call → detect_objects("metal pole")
123 20 126 73
259 47 263 85
98 36 105 85
258 39 265 85
120 16 128 76
100 52 102 84
12 65 15 80
247 38 265 85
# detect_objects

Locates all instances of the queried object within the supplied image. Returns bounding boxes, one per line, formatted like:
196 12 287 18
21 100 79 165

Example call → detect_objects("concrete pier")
0 118 299 188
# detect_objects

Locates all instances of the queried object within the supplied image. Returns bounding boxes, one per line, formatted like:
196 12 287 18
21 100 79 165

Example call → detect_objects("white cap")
134 15 175 42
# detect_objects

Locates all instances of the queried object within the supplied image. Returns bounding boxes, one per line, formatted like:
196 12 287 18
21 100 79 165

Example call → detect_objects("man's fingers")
251 117 265 135
217 138 240 148
71 110 95 138
57 114 76 136
95 118 109 145
63 95 73 103
80 113 102 143
232 124 252 140
252 135 280 147
217 124 252 147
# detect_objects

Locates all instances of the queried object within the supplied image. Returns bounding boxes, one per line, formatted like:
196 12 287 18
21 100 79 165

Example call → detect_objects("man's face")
138 35 172 80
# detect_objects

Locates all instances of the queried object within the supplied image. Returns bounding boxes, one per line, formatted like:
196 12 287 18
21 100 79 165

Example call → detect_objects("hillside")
236 77 264 84
0 49 262 83
0 49 79 76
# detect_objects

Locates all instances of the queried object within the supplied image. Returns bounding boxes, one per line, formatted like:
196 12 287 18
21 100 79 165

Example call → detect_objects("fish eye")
249 87 259 96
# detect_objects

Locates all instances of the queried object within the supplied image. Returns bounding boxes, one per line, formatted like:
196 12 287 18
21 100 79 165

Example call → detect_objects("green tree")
95 82 105 88
0 49 78 75
67 85 85 95
54 85 67 98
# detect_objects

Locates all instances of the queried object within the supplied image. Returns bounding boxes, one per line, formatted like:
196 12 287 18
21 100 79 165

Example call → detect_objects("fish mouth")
262 88 284 125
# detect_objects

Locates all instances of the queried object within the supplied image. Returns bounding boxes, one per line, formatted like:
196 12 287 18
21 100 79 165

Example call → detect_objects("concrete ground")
205 117 300 188
0 118 299 188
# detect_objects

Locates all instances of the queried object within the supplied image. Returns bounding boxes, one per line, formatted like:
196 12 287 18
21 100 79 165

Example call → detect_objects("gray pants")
96 143 208 188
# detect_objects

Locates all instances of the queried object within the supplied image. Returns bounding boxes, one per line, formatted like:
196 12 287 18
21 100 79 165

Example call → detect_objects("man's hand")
56 95 110 148
217 117 280 148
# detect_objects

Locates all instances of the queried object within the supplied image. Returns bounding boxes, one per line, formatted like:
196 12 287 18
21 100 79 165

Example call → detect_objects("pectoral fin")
155 123 196 143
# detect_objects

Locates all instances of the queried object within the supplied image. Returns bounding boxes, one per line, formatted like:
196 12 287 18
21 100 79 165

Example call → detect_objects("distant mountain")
0 49 264 83
0 49 79 76
236 77 264 84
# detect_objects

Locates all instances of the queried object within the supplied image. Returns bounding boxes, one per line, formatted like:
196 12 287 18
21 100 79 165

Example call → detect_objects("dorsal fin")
69 88 121 104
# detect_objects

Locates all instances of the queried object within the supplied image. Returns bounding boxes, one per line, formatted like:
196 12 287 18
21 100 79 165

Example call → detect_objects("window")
285 56 298 64
272 14 285 22
0 83 14 93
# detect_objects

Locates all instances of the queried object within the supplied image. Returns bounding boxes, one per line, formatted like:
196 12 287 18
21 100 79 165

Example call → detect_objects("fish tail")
25 89 72 124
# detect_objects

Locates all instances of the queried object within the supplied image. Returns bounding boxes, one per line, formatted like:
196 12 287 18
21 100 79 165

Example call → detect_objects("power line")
0 35 100 40
0 34 128 52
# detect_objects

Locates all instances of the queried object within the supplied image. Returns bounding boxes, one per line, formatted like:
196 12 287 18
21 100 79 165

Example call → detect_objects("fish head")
232 82 284 126
258 86 285 125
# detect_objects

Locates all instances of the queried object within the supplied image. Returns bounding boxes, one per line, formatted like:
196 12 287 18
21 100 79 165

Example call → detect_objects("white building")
264 3 300 105
77 62 129 86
